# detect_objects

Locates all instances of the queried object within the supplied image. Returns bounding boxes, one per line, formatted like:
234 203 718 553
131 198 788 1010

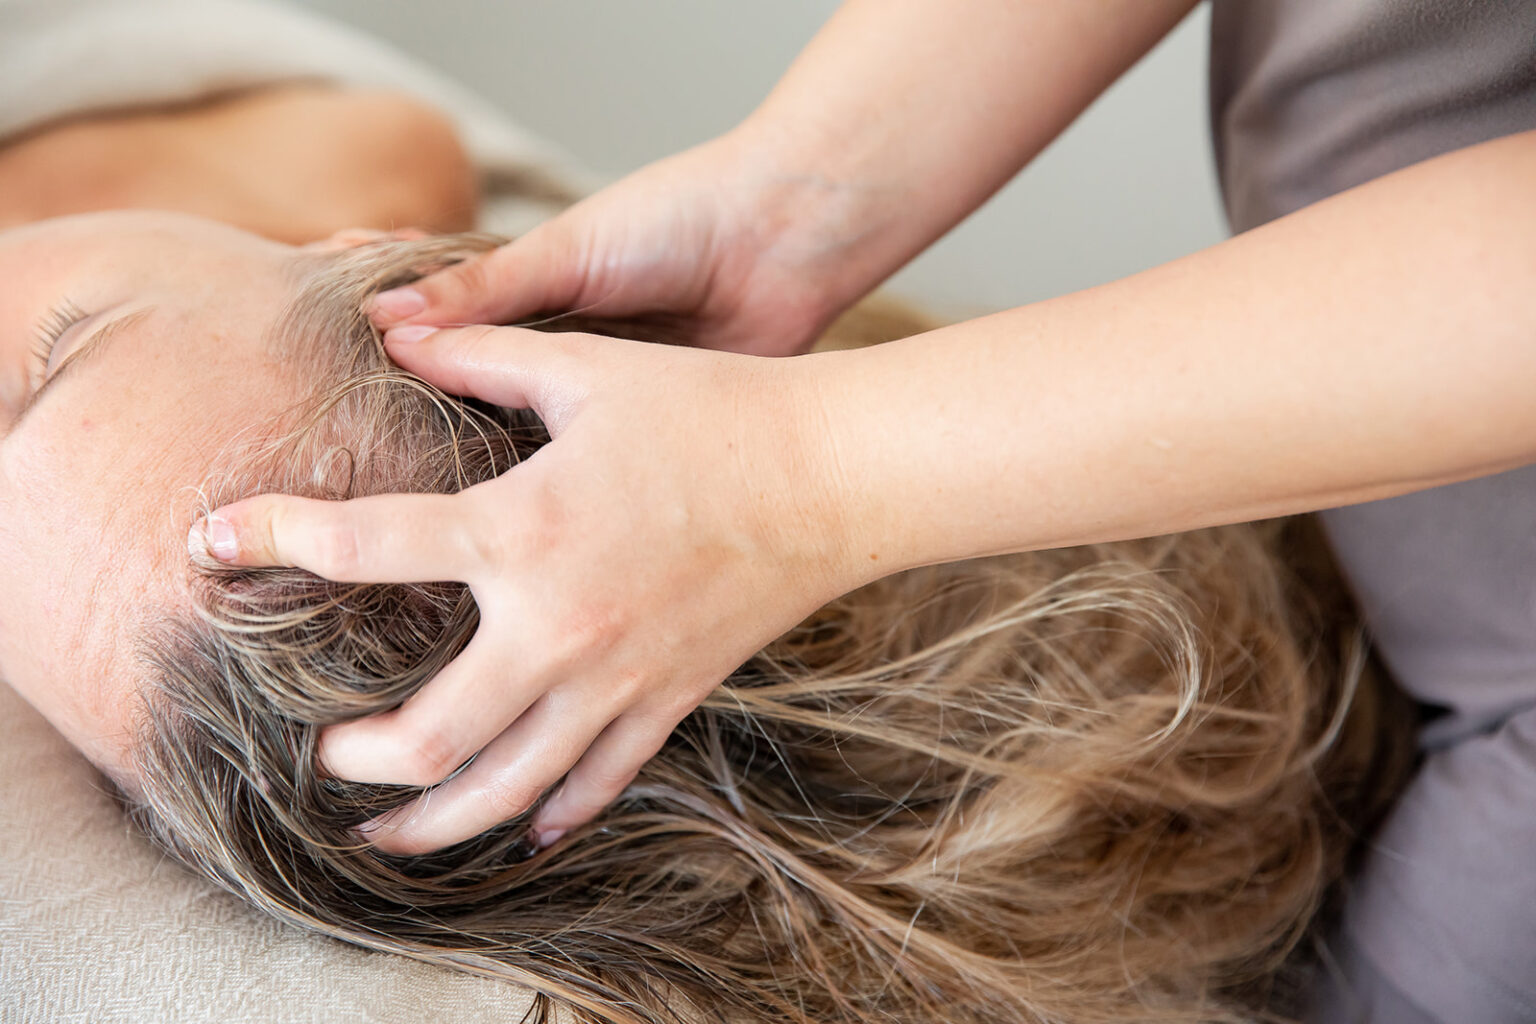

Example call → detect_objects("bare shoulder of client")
0 85 477 243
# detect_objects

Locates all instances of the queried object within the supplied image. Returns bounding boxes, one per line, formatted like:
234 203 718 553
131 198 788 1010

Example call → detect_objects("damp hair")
122 235 1409 1024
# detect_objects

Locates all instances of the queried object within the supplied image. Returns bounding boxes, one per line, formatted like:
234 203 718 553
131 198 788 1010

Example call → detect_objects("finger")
529 713 673 846
318 630 537 787
368 221 589 329
361 694 615 855
382 324 596 431
190 491 482 580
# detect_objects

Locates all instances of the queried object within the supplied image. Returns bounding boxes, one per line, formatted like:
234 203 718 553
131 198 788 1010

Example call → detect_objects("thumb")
188 491 480 581
384 324 598 433
368 222 589 329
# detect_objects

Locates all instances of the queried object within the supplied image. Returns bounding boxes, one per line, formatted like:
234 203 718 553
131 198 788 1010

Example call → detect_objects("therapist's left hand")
192 323 862 855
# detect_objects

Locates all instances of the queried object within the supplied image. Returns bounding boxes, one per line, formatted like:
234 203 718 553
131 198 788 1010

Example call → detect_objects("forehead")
0 214 306 774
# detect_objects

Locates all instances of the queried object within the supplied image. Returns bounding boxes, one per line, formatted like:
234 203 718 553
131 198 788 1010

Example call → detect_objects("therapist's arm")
370 0 1200 353
813 126 1536 572
204 127 1536 854
730 0 1203 316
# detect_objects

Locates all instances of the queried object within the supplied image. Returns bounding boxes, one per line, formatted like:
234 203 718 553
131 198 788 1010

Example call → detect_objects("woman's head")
0 211 1406 1019
135 520 1396 1023
0 210 312 771
48 221 1405 1022
0 210 507 777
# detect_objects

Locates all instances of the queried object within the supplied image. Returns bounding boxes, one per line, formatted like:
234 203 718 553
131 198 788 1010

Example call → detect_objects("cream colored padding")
0 681 532 1023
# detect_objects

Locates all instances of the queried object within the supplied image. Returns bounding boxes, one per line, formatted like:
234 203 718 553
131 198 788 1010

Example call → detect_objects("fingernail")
188 515 238 562
385 324 437 345
370 287 426 320
535 828 566 849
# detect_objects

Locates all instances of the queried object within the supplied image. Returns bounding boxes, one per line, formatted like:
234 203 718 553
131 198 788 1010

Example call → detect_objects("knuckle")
449 322 506 365
306 517 363 579
394 724 467 787
549 330 608 377
234 498 288 565
458 503 513 576
605 667 650 707
481 773 543 821
434 256 497 312
551 606 624 668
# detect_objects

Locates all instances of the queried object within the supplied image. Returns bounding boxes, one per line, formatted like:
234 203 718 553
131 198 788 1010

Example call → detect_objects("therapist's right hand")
368 132 867 357
194 323 866 855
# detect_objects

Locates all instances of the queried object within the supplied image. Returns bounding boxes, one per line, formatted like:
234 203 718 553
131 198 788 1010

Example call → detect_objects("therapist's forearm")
728 0 1199 317
800 128 1536 581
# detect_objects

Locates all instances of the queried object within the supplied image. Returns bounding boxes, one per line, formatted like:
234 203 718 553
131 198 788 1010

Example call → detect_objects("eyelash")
30 298 88 380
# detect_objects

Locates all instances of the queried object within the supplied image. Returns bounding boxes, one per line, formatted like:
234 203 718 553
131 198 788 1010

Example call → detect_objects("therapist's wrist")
739 351 881 604
788 335 1010 586
761 347 924 602
716 119 908 327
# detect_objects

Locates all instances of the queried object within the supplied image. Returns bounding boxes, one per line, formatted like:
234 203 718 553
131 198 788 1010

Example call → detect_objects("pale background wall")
291 0 1228 319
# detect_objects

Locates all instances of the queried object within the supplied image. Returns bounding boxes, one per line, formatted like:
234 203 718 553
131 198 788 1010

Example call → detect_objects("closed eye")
30 298 88 386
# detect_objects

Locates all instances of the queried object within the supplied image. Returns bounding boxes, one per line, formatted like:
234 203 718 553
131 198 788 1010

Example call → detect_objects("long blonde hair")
125 236 1406 1024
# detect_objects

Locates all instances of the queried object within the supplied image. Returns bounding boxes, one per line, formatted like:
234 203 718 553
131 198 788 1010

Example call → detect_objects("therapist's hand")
368 132 872 357
194 324 861 854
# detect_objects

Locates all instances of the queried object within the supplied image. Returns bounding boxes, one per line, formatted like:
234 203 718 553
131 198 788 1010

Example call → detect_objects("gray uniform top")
1209 2 1536 1021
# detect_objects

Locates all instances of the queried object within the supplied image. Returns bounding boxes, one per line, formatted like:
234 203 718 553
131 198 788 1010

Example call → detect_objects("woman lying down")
0 85 1408 1024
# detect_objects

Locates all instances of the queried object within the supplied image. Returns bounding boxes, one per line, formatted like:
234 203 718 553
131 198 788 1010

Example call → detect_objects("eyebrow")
5 307 155 435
